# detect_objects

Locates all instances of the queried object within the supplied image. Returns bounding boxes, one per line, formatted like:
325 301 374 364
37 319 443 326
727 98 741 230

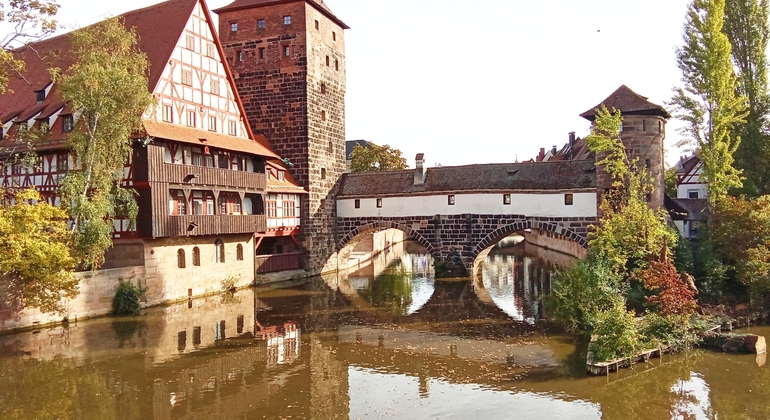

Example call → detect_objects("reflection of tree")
0 357 116 419
357 261 414 315
111 319 146 348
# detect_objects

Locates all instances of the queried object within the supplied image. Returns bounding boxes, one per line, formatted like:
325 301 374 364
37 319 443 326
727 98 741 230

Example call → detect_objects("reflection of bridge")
335 159 598 272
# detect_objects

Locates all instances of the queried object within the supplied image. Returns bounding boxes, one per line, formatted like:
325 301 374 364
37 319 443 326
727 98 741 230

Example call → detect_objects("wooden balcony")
153 163 266 190
159 214 266 237
255 252 304 274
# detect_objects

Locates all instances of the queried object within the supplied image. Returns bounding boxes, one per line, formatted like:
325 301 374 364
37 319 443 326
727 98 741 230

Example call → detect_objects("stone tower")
580 85 670 209
214 0 348 273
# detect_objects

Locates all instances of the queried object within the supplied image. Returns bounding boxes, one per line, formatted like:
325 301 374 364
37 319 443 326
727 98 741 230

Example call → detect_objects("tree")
0 188 78 314
585 106 678 277
349 143 408 172
55 17 154 269
0 0 59 93
670 0 747 204
724 0 770 197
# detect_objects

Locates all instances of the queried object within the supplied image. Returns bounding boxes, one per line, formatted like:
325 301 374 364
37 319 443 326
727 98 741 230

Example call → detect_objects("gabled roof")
666 196 709 222
337 160 597 198
213 0 349 29
580 85 670 121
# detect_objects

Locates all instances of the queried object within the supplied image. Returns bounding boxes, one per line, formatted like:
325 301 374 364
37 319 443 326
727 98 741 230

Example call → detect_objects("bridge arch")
337 221 438 263
471 220 588 278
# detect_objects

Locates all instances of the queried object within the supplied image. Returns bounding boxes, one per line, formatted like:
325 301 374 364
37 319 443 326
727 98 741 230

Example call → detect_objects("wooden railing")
153 163 267 190
161 214 267 237
255 252 304 274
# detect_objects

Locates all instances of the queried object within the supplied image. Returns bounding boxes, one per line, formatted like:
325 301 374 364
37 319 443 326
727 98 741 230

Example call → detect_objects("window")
321 83 326 94
181 69 193 85
169 189 186 215
266 200 277 218
277 170 285 181
206 43 215 57
448 195 455 205
193 326 202 346
162 104 173 122
564 193 574 205
376 198 382 208
236 51 243 62
643 119 647 132
283 45 290 57
259 47 265 59
208 115 217 131
284 15 291 25
187 110 196 127
228 120 237 135
185 35 195 50
230 22 238 32
257 19 265 29
282 200 297 217
218 153 230 169
332 31 336 41
210 78 220 95
56 153 68 172
39 118 49 133
177 249 186 268
326 55 330 66
354 199 360 209
688 190 700 199
321 167 326 179
191 190 215 215
335 59 339 71
62 115 73 132
646 193 652 203
219 192 242 215
215 239 225 263
321 110 326 121
35 90 45 103
192 247 200 266
328 140 333 153
503 194 511 205
315 20 319 30
237 244 244 261
644 158 651 168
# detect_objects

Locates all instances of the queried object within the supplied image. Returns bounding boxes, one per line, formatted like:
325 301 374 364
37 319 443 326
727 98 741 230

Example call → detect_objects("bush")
639 313 700 351
547 257 625 332
590 301 643 363
111 279 146 315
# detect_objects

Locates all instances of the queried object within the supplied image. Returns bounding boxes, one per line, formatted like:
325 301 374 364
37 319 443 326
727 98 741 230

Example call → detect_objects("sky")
46 0 693 168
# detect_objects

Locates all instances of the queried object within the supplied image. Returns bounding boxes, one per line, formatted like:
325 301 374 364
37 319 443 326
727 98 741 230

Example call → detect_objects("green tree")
0 188 78 314
349 143 408 172
724 0 770 197
670 0 748 204
56 17 153 269
0 0 59 93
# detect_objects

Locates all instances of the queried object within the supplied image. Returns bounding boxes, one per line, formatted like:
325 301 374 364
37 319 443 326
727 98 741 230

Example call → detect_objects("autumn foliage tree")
56 17 153 269
349 143 408 172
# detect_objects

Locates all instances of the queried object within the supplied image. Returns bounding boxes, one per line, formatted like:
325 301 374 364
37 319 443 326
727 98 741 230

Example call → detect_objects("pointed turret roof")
579 85 670 121
213 0 349 29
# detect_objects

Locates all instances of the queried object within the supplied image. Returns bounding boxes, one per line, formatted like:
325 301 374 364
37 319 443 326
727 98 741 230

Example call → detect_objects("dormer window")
39 118 49 133
283 16 291 25
62 115 73 132
278 171 285 181
230 22 238 32
35 90 46 103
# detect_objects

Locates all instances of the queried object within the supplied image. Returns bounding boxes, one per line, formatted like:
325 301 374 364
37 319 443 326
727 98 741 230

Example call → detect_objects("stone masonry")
216 1 347 274
337 214 597 273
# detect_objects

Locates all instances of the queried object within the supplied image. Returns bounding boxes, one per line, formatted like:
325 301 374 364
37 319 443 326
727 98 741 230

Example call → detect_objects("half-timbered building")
0 0 305 316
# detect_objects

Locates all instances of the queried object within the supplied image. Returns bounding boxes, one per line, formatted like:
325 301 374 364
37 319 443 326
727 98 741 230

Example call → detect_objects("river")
0 241 768 419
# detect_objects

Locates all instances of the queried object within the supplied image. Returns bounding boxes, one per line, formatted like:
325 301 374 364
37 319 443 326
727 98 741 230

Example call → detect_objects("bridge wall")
337 214 597 274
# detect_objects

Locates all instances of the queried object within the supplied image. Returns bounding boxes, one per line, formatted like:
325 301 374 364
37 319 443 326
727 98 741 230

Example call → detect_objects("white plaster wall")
337 192 597 219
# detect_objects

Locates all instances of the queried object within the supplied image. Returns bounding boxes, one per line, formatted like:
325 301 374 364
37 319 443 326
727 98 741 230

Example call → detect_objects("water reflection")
0 243 768 419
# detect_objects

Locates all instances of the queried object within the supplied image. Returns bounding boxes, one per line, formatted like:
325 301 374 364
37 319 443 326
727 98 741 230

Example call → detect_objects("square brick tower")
580 85 670 210
214 0 348 273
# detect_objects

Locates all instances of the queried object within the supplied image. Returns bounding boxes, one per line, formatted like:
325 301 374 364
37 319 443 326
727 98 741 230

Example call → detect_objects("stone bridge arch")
336 221 437 265
471 220 588 279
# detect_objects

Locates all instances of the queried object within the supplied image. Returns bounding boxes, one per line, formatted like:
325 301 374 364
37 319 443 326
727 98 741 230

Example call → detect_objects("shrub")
639 313 700 351
111 279 146 315
590 301 643 363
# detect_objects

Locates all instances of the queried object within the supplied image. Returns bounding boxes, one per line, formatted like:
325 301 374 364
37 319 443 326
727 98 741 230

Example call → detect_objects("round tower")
580 85 670 210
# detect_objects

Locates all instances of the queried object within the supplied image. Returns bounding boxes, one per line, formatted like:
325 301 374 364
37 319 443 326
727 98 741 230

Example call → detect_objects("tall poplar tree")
57 17 153 269
670 0 747 204
724 0 770 197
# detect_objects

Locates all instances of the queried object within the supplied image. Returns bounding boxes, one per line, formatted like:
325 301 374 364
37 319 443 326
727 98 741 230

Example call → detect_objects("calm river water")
1 242 768 419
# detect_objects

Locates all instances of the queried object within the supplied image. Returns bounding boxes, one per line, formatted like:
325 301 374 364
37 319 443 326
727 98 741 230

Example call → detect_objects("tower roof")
213 0 349 29
579 85 670 121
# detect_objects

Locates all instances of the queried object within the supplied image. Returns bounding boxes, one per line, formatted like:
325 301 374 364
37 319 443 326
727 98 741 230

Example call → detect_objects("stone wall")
217 2 347 275
337 214 596 273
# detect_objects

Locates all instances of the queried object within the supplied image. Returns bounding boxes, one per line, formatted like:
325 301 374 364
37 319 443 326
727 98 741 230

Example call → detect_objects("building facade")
215 0 348 273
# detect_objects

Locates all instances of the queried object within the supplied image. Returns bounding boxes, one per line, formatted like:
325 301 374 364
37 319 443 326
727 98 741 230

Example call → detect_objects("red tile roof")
580 85 670 120
143 120 278 158
213 0 349 29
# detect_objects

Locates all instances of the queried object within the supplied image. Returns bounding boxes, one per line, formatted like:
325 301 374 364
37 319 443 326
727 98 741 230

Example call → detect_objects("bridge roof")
338 160 596 197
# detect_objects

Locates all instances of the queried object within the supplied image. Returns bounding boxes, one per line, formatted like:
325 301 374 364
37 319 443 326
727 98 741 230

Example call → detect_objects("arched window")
192 247 200 266
237 244 244 261
215 239 225 263
177 248 186 268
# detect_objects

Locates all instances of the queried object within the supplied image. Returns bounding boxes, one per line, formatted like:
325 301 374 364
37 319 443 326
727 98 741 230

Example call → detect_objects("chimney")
414 153 426 185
